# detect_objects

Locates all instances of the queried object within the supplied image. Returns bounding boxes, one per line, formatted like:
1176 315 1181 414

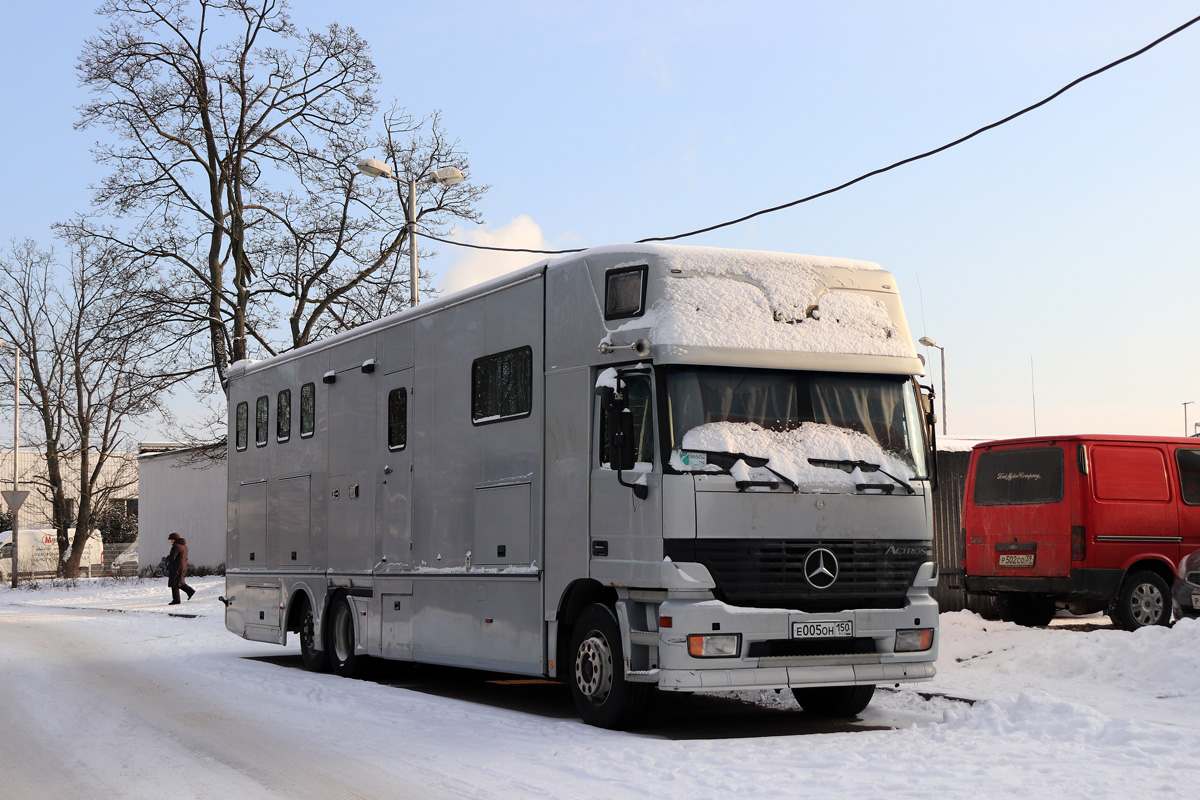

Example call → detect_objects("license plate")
791 620 854 639
1192 593 1200 610
998 553 1035 568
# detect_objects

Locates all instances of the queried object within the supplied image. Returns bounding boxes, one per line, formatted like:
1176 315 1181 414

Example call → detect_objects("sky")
0 1 1197 441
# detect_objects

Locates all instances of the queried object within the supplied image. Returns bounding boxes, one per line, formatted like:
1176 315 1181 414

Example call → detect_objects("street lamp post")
0 340 20 588
918 337 947 436
354 158 466 308
1185 401 1195 438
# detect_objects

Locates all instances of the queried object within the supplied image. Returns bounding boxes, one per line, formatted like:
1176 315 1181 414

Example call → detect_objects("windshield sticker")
677 451 708 469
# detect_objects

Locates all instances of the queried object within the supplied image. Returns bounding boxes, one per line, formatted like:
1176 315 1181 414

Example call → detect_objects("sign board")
2 490 28 512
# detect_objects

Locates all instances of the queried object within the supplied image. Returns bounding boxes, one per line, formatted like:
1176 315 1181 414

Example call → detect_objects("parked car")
963 435 1200 630
1173 549 1200 621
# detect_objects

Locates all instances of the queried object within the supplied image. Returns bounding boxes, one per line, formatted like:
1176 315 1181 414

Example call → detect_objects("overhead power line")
422 12 1200 256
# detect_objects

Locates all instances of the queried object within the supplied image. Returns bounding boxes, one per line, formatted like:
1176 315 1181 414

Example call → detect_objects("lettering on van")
996 472 1041 482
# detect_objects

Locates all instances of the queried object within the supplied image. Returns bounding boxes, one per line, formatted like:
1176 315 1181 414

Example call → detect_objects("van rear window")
973 447 1064 506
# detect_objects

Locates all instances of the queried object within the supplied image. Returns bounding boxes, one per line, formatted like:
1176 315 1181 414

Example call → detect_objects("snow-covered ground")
2 577 1197 799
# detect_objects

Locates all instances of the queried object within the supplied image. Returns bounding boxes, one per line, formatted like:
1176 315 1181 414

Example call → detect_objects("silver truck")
223 244 940 729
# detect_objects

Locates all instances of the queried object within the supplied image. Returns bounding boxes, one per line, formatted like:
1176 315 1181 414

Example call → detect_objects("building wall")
137 448 225 571
0 448 138 529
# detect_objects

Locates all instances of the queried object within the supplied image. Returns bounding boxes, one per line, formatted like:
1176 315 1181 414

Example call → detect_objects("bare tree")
0 237 189 578
68 0 487 393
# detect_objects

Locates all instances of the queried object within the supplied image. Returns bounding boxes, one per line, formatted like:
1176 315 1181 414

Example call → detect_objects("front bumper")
652 593 939 692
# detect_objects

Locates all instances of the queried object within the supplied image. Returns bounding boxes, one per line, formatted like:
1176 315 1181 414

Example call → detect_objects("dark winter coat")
167 538 189 587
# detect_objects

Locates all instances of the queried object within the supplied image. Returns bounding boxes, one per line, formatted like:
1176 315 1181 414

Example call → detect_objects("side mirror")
918 382 939 491
601 376 647 499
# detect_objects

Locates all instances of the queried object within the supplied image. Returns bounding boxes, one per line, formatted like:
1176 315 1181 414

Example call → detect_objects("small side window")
388 388 407 451
300 383 315 437
277 389 292 442
235 402 248 451
1177 449 1200 505
255 396 269 447
604 264 648 320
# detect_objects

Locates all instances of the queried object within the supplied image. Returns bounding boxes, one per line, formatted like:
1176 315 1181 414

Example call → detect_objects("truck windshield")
664 366 928 479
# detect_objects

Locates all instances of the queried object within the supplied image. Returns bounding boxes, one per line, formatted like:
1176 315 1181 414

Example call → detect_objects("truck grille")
664 538 930 612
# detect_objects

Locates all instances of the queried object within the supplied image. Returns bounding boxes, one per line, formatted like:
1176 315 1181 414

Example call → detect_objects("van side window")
1177 449 1200 505
973 447 1063 506
388 388 407 450
1092 446 1169 502
599 373 655 466
277 389 291 442
235 401 248 451
471 346 533 424
255 396 269 447
300 382 315 437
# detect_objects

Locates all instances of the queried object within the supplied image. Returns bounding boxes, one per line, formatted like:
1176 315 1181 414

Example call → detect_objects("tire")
298 597 329 673
568 604 650 730
327 593 363 678
792 684 876 718
1111 571 1171 631
997 593 1057 627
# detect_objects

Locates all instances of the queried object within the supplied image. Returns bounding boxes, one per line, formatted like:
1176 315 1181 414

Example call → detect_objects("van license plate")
998 553 1035 568
1192 593 1200 610
792 620 854 639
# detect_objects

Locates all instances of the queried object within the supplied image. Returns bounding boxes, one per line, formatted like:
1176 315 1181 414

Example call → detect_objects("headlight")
687 633 742 658
895 629 935 652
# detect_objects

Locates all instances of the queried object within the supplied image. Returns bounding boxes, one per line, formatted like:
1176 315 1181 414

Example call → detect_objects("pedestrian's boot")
168 600 181 605
185 587 195 600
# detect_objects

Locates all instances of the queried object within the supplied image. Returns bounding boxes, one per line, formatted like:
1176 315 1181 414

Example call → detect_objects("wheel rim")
332 605 353 662
575 632 614 704
1129 582 1164 626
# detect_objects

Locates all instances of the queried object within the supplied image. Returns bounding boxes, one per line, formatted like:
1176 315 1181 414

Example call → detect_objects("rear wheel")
1111 571 1170 630
298 597 329 672
568 604 650 730
327 594 363 678
997 593 1057 627
792 684 876 717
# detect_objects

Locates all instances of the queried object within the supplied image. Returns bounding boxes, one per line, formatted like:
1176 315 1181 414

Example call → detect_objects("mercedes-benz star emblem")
803 548 839 589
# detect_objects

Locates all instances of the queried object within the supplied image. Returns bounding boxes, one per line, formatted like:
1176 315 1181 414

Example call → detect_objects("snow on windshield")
646 247 914 358
671 420 915 488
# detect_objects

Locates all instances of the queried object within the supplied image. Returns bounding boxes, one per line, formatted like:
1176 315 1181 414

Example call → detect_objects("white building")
136 444 226 571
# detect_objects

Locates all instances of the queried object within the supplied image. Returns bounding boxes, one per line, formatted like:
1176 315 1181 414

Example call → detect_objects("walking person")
166 532 195 605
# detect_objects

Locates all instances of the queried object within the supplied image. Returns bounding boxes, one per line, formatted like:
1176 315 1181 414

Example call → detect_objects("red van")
963 435 1200 629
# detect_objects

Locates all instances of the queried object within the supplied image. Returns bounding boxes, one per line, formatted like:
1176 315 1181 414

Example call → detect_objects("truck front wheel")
792 684 875 717
568 604 649 730
1111 571 1171 630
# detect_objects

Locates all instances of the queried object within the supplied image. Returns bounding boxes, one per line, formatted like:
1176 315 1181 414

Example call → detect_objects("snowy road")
2 578 1198 799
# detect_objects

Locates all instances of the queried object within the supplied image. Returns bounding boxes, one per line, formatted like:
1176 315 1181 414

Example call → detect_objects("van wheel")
298 598 329 672
1111 571 1170 630
328 594 362 678
792 684 876 717
568 604 649 730
997 593 1056 627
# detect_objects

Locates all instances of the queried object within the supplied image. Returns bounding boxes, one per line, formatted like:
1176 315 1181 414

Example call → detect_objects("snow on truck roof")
230 244 915 378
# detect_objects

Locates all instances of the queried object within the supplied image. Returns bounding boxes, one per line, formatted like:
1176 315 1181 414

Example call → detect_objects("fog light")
895 628 934 652
687 633 741 658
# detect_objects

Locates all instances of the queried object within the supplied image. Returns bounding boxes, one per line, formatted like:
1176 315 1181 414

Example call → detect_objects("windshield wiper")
685 450 799 492
807 458 915 495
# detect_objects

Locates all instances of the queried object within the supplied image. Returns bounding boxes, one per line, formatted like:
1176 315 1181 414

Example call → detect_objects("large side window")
973 447 1064 506
255 396 269 447
599 373 655 466
235 402 248 451
277 389 292 443
388 388 407 450
471 346 533 424
300 382 315 438
1176 449 1200 505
